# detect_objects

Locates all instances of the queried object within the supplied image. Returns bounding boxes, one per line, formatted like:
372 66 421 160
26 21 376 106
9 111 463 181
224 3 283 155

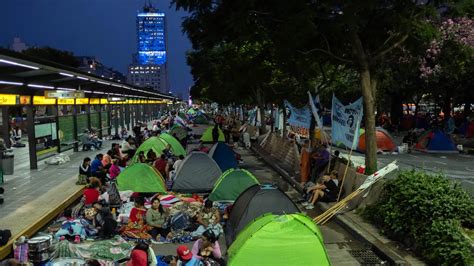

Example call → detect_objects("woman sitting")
192 200 222 238
108 159 121 180
146 198 170 243
121 197 151 239
304 170 339 209
79 157 92 178
191 229 222 262
126 242 149 266
83 182 100 206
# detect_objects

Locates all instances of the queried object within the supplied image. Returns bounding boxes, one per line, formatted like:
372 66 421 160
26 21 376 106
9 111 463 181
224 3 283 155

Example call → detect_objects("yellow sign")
100 99 108 104
89 98 100 105
33 96 56 105
76 98 89 105
0 94 18 105
58 99 75 105
20 96 31 105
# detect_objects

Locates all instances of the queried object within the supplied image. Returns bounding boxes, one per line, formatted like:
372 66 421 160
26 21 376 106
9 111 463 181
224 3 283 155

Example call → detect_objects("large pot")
28 236 52 252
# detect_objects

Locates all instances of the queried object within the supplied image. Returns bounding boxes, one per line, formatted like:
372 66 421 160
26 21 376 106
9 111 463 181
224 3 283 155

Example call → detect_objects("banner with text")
284 100 311 129
331 95 363 149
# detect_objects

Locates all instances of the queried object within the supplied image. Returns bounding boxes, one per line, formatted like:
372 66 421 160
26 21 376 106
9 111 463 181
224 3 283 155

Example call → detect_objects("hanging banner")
331 95 363 149
284 100 311 129
308 91 323 129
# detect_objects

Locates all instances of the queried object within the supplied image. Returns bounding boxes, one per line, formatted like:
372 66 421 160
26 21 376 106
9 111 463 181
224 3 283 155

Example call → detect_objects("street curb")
251 144 409 266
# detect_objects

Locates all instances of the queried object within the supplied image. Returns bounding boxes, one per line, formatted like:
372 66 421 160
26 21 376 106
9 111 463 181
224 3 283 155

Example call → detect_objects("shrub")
362 170 474 265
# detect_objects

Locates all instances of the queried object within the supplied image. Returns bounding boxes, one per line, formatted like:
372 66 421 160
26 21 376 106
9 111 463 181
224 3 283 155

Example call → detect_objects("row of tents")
329 127 458 153
116 132 330 264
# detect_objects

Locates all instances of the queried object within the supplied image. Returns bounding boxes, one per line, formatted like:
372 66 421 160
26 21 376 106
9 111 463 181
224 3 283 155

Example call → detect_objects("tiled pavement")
0 139 119 236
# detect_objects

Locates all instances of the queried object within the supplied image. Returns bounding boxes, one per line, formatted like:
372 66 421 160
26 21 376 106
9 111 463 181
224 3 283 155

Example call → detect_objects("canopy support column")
26 104 37 169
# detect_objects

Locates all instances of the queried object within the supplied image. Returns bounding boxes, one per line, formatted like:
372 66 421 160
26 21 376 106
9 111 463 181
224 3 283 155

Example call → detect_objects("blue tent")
209 142 238 171
415 130 458 153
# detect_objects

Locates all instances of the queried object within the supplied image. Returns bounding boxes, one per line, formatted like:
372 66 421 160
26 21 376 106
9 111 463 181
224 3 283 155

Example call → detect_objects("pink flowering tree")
419 17 474 115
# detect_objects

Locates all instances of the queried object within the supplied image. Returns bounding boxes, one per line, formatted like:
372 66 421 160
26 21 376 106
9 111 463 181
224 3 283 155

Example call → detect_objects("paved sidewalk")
0 139 119 236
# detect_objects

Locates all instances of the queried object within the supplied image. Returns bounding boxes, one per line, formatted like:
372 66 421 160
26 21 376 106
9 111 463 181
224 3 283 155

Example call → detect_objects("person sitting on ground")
121 136 136 157
111 143 127 167
97 207 117 239
170 245 201 266
126 242 149 266
304 170 339 209
83 182 100 206
108 159 121 180
89 130 103 149
102 150 113 171
121 127 128 140
79 157 92 178
192 200 222 238
136 151 146 163
172 155 185 173
310 144 330 183
153 154 168 177
81 130 100 151
91 154 107 184
162 145 173 159
121 197 151 239
146 149 157 164
191 229 222 262
146 197 170 242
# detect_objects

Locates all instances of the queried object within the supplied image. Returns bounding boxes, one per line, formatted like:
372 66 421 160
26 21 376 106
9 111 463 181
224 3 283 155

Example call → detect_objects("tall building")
127 2 168 93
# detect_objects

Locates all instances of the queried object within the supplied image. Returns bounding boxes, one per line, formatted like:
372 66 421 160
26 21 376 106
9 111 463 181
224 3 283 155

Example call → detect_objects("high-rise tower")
127 2 168 93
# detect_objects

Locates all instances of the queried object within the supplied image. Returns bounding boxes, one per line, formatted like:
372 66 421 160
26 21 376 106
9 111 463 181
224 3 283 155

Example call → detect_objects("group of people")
299 140 343 209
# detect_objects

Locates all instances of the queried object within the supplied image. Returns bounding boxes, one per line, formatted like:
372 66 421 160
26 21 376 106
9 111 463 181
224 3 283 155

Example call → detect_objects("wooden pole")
337 147 354 202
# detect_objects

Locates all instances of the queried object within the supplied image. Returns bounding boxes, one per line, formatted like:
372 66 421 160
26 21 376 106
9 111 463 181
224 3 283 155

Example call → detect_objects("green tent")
159 133 186 157
194 115 209 125
131 137 167 164
200 126 225 143
228 213 330 266
209 169 260 201
170 125 188 141
117 163 166 193
187 108 197 115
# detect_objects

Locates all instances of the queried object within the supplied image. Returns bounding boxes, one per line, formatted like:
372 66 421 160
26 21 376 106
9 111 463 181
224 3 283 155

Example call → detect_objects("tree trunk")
256 89 267 134
270 105 274 133
360 69 378 174
349 29 378 174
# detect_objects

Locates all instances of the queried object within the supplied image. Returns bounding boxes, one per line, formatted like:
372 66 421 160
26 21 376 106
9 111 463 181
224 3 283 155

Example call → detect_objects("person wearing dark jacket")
305 171 339 209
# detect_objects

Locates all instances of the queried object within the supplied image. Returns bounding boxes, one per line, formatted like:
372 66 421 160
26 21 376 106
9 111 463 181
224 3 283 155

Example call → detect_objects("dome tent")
208 142 238 172
131 137 167 164
225 184 300 246
159 133 186 157
228 213 330 266
171 152 222 193
358 128 396 153
208 169 260 202
200 126 225 143
117 163 166 193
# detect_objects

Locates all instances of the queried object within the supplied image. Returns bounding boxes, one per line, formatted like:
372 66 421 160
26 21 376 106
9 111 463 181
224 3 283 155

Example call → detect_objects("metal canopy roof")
0 48 176 101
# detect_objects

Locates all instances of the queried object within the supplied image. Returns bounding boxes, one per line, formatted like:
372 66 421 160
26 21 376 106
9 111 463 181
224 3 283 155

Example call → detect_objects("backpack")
107 182 122 208
0 229 12 246
165 212 191 231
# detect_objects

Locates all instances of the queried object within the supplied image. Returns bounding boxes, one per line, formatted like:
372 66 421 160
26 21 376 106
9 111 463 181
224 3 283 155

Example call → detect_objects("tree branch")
372 34 409 62
298 48 353 64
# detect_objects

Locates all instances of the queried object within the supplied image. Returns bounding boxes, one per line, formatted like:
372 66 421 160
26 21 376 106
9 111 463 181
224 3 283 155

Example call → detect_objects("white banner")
331 95 363 149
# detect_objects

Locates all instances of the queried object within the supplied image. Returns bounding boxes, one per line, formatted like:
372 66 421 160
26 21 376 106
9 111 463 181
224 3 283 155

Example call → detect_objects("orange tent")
358 128 396 153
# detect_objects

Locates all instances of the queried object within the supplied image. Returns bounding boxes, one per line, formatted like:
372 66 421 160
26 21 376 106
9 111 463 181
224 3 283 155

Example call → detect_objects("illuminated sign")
57 99 75 105
45 90 85 99
100 99 108 104
0 94 18 105
108 97 126 103
89 98 100 105
33 96 56 105
76 98 89 105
